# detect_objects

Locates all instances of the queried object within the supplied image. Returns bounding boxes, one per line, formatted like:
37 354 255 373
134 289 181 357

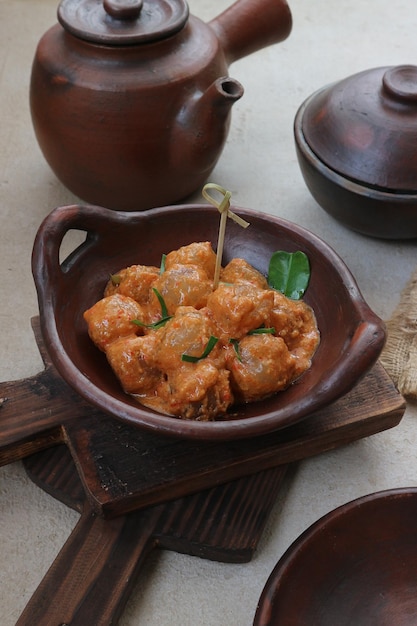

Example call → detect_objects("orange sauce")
84 242 319 420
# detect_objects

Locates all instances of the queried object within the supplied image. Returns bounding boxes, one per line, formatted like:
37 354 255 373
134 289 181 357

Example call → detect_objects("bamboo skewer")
202 183 250 289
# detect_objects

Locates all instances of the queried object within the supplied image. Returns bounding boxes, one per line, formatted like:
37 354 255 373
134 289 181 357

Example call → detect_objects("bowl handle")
32 204 144 300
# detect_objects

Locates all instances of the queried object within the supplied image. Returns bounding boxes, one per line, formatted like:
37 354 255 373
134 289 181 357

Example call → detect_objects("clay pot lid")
58 0 189 45
301 65 417 193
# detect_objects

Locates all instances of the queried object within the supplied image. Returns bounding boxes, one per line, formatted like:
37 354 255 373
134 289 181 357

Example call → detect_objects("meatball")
105 334 162 394
151 264 213 315
220 258 268 289
165 362 233 420
153 306 221 371
206 282 274 339
83 293 144 351
269 291 320 370
104 264 159 306
164 241 217 279
228 334 297 402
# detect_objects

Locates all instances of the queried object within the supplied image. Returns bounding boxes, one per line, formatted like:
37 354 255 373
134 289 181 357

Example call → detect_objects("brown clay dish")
32 203 385 440
254 488 417 626
295 65 417 239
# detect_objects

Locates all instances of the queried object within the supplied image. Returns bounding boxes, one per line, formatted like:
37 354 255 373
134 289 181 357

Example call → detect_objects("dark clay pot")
30 0 292 211
295 65 417 239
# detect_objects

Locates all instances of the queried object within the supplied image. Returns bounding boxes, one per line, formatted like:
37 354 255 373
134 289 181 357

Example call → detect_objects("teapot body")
31 17 234 211
30 0 292 211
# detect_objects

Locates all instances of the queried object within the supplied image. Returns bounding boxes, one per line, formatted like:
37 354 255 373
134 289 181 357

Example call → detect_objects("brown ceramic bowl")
32 203 385 441
295 65 417 239
254 488 417 626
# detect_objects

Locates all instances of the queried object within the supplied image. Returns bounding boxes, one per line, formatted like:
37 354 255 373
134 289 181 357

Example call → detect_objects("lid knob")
103 0 143 20
382 65 417 104
58 0 189 45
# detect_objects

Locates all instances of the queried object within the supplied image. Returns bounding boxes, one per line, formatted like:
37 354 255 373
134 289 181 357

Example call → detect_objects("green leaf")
160 254 166 275
110 273 121 286
229 338 242 361
132 316 172 330
268 251 310 300
230 329 275 361
152 287 169 319
182 336 219 363
248 327 276 335
130 288 172 330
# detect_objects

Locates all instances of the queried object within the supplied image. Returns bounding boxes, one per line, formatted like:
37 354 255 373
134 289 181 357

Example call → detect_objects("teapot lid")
58 0 189 45
301 65 417 192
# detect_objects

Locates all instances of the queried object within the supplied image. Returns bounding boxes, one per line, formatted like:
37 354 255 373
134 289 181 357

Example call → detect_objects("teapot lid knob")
58 0 189 45
103 0 143 20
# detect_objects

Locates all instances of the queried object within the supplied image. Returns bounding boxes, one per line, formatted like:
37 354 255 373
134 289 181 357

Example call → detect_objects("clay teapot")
30 0 292 211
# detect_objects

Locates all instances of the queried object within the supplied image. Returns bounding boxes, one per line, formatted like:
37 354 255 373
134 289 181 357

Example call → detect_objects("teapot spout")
203 76 245 110
210 0 292 65
172 77 244 181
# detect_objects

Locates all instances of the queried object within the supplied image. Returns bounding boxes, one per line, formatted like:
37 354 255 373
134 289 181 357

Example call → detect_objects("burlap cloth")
380 267 417 401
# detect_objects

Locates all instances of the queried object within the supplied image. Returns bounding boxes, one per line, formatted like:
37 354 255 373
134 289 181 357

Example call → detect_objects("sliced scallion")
182 336 219 363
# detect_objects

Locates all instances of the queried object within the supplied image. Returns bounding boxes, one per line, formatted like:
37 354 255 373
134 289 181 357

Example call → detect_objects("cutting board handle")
16 504 163 626
0 368 65 465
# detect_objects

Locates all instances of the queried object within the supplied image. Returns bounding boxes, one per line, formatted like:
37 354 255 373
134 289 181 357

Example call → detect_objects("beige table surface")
1 0 417 624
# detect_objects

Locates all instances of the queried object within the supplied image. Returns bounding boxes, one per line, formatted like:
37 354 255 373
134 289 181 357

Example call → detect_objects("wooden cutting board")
0 316 406 625
0 317 406 518
18 445 289 625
